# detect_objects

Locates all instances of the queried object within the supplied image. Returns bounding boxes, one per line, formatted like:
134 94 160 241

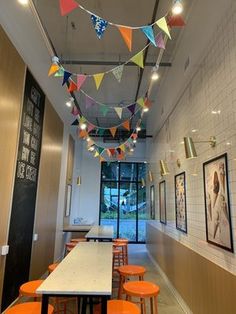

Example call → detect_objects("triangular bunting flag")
112 65 124 83
137 97 145 107
48 63 60 76
99 156 105 163
91 15 108 39
132 133 138 140
98 129 105 136
68 80 77 92
98 147 104 155
54 67 64 77
88 123 95 133
141 26 157 47
93 73 104 90
130 51 144 68
79 116 86 124
94 151 99 158
77 74 87 91
100 105 109 117
114 107 123 119
127 103 136 115
144 98 152 108
110 149 116 156
110 127 117 138
117 148 121 154
79 130 88 139
71 119 79 126
155 33 165 49
120 144 126 152
86 96 95 109
156 17 171 39
168 15 186 27
60 0 79 16
71 106 80 116
122 120 130 131
62 71 72 85
118 26 132 51
117 152 125 160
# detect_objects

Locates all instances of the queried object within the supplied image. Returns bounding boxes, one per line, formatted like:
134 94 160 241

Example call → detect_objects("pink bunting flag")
60 0 79 16
77 74 87 91
88 123 95 133
155 33 165 49
86 96 95 109
71 106 80 116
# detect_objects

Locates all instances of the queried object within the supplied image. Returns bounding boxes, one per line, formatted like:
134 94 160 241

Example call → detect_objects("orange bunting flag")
130 51 144 68
110 127 117 138
144 98 152 108
132 133 138 140
93 73 105 90
60 0 79 16
118 26 132 51
68 80 77 92
117 152 125 160
48 63 60 76
99 156 105 162
79 130 88 139
122 120 130 131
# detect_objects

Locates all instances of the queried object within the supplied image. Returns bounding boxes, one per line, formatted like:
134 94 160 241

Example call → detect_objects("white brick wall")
148 3 236 275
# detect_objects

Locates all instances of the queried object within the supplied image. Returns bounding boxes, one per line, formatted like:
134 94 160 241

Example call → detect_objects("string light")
172 0 183 15
86 137 91 142
151 65 159 81
80 123 87 130
133 139 137 144
143 107 149 113
18 0 29 5
66 97 74 107
136 126 141 132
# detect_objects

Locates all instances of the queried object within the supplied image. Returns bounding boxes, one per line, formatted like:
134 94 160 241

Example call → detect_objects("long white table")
37 242 113 314
85 225 114 242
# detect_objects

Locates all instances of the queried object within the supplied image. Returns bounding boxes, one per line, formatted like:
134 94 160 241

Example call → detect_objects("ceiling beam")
60 60 171 67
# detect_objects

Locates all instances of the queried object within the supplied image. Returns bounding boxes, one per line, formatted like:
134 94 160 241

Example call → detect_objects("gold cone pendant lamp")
184 137 197 159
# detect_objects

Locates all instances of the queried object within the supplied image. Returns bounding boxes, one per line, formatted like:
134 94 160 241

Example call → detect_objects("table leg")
41 295 49 314
101 296 108 314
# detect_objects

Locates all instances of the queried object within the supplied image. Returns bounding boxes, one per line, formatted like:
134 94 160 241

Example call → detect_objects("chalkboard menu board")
2 70 45 310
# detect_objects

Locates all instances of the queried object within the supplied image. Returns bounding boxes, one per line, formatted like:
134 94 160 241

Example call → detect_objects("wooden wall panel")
0 26 25 308
29 98 63 279
146 223 236 314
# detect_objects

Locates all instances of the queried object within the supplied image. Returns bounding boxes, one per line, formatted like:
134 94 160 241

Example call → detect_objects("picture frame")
150 185 155 219
159 180 166 224
175 172 187 233
65 184 72 217
203 153 234 252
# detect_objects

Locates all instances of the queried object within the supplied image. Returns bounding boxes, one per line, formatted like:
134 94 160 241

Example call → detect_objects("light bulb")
18 0 29 5
80 123 87 130
86 137 91 142
151 65 159 81
66 97 74 107
143 107 149 112
136 126 141 132
133 139 137 144
130 148 134 152
172 0 183 15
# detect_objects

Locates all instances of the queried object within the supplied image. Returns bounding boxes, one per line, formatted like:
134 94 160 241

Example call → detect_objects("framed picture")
65 184 72 217
175 172 187 233
159 181 166 224
203 153 234 252
150 185 155 219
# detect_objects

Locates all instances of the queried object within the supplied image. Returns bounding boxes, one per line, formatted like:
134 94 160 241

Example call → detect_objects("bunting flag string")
49 31 166 84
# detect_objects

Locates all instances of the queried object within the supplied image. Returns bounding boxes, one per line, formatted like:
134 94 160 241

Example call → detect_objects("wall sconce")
160 160 169 176
148 170 153 182
77 176 81 185
184 136 216 159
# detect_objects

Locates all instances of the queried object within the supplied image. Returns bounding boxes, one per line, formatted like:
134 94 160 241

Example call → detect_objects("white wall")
71 140 147 224
147 2 236 275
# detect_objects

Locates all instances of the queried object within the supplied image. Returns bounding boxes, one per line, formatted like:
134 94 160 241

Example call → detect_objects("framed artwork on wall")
203 153 234 252
159 180 166 224
150 185 155 219
175 172 187 233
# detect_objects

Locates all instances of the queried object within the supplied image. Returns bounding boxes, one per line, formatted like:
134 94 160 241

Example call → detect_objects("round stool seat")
113 238 129 244
48 262 59 273
94 300 140 314
123 281 160 298
19 280 44 298
70 238 87 243
5 302 54 314
118 265 146 276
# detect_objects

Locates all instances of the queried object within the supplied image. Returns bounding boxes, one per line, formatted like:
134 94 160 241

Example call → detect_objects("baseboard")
147 250 193 314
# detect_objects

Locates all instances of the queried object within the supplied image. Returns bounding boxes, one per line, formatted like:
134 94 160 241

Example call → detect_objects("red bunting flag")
60 0 79 16
68 80 77 92
168 15 186 28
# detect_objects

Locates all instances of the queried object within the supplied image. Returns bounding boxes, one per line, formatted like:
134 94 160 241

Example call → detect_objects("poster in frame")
150 185 155 219
175 172 187 233
159 180 166 224
203 153 234 252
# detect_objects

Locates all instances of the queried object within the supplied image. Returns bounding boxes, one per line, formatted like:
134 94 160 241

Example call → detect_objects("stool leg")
118 275 125 299
77 297 80 314
154 296 158 314
150 297 154 314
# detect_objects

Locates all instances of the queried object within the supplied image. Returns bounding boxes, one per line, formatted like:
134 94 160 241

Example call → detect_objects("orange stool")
113 249 124 275
118 265 146 299
70 238 87 243
123 281 160 314
113 243 128 265
5 302 54 314
113 238 129 244
94 300 140 314
48 263 59 274
19 280 44 300
65 242 76 256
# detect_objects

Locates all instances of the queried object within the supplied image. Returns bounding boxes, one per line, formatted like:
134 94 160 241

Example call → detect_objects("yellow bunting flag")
114 107 123 119
118 26 132 51
156 17 171 39
130 51 144 68
110 127 117 138
137 97 145 107
48 63 60 76
93 73 105 90
94 151 99 157
120 144 126 152
122 120 130 131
